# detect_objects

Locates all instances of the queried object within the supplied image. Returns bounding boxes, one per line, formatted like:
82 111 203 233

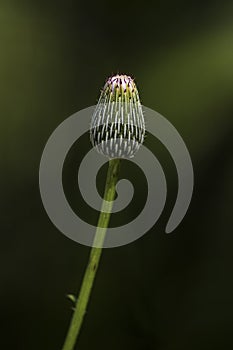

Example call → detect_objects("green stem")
61 158 121 350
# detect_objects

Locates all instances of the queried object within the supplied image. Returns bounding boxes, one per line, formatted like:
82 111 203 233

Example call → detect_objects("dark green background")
1 1 233 349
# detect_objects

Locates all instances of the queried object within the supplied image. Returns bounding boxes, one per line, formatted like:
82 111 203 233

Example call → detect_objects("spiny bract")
90 74 145 158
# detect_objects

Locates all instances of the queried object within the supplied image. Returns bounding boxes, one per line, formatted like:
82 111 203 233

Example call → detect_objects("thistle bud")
90 74 145 158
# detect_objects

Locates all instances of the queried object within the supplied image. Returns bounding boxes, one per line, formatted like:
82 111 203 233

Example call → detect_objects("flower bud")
90 74 145 158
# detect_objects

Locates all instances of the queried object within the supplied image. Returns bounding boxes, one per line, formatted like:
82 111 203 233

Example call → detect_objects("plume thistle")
90 74 145 158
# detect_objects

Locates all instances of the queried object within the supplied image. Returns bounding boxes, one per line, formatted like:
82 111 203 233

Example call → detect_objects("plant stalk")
61 158 121 350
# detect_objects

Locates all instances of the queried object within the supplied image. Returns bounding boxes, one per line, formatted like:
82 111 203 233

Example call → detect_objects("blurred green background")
1 0 233 349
